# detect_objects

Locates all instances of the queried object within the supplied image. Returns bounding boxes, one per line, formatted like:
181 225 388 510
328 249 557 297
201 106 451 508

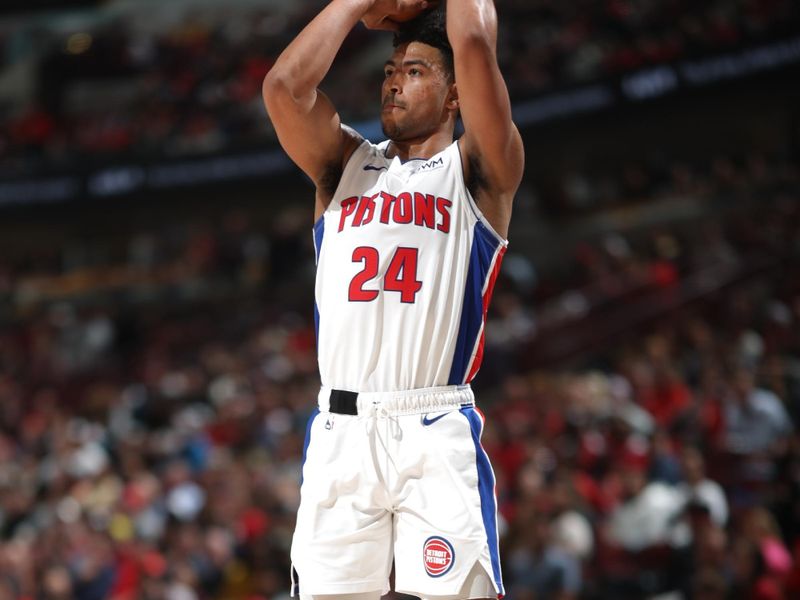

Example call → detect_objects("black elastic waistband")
329 389 358 415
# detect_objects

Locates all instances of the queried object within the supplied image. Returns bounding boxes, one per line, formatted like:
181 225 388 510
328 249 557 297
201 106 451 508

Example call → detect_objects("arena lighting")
516 34 800 116
621 66 679 101
680 35 800 84
84 151 291 197
0 178 79 206
513 85 616 124
620 34 800 102
65 32 92 55
0 35 798 207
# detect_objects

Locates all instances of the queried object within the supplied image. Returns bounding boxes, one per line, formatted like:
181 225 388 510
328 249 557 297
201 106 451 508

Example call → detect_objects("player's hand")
362 0 436 31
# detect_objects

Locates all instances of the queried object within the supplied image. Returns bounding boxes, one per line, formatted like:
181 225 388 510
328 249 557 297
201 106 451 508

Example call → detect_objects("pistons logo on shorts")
423 536 455 577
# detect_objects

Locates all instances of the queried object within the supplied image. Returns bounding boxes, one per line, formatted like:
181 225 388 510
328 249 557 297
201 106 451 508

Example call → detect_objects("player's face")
381 42 455 142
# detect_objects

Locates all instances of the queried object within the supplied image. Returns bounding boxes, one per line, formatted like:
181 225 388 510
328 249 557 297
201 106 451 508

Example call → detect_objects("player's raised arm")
263 0 433 212
447 0 524 238
262 0 369 199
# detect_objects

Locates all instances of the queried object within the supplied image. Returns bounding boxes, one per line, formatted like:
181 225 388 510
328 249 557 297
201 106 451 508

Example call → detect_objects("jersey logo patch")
423 536 455 577
417 157 445 173
421 412 449 426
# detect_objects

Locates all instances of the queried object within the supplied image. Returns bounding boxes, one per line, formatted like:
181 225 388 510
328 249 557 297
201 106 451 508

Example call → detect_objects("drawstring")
365 403 402 441
377 404 403 441
364 403 403 495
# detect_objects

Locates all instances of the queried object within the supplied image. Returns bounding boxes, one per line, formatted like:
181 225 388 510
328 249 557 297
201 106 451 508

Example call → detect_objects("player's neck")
386 130 453 163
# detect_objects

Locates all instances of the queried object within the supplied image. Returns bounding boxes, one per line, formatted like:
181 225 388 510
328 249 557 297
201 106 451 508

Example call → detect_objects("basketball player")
263 1 523 598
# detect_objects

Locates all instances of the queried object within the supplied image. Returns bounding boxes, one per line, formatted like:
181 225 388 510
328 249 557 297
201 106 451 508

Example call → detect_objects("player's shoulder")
342 131 391 171
340 124 367 167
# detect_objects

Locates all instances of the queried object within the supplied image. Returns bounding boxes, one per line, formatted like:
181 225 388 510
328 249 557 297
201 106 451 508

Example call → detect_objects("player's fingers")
399 0 433 12
362 15 400 31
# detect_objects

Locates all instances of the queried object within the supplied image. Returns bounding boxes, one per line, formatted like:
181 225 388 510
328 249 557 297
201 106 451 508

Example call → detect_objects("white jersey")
314 139 507 392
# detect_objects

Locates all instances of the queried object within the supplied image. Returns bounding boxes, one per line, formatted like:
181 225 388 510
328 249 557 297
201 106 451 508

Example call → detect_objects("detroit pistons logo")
423 536 455 577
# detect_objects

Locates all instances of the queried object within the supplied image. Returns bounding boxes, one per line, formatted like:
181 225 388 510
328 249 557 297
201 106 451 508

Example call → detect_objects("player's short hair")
393 7 454 81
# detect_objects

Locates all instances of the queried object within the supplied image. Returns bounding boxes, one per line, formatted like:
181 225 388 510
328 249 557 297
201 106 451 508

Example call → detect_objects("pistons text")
338 191 452 234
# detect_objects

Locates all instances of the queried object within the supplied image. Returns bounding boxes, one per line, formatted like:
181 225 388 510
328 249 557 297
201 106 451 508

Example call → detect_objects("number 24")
349 246 422 304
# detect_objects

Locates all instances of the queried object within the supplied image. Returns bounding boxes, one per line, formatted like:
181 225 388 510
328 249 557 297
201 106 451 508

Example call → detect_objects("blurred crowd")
0 3 799 597
498 0 800 96
537 150 792 216
0 131 798 600
1 0 799 174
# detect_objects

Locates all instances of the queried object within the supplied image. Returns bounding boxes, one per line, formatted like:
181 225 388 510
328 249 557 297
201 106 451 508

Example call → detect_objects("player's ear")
446 83 459 111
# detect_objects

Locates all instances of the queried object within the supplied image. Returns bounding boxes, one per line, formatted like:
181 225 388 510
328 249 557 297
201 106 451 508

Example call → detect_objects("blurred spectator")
723 364 793 457
507 509 582 600
605 461 682 552
676 445 728 529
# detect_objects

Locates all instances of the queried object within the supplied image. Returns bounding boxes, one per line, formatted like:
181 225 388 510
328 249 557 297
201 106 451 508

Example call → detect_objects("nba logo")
423 536 455 577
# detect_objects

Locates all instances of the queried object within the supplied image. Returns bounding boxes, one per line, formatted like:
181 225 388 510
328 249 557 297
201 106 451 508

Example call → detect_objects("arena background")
0 1 799 599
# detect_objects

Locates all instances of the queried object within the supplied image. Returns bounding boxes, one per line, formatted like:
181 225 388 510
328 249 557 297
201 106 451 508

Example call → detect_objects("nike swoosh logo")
421 412 449 426
363 165 388 172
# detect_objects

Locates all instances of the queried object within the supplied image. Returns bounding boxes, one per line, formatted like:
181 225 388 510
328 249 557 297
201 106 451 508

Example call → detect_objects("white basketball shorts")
290 385 504 598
